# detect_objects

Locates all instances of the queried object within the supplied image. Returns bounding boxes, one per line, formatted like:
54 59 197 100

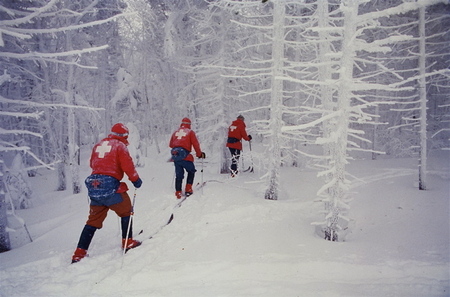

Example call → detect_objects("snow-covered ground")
1 148 449 297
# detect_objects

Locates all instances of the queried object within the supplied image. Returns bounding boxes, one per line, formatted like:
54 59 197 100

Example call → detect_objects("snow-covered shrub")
126 122 145 167
5 154 33 210
377 128 417 157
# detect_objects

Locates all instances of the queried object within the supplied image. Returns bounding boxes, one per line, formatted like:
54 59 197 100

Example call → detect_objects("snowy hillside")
0 149 449 297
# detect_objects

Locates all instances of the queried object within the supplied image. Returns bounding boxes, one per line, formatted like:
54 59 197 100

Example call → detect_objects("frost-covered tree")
1 0 123 193
210 0 305 200
310 0 449 241
175 4 238 173
0 0 122 249
391 3 450 190
120 0 194 154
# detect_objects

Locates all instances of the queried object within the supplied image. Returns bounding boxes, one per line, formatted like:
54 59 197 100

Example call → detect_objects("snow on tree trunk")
221 140 231 174
65 33 81 195
317 0 335 168
56 163 66 191
316 0 340 238
318 0 358 242
0 159 11 252
418 6 427 191
264 1 285 201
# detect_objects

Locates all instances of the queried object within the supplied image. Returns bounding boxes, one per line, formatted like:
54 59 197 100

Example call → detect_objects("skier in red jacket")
71 123 143 263
169 118 205 198
226 115 252 177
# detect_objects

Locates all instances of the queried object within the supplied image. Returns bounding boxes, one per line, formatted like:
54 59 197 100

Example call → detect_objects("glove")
132 178 142 188
198 152 206 159
248 135 252 141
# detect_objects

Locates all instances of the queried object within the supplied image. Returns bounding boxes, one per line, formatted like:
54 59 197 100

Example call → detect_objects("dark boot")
175 178 183 192
121 216 141 251
72 225 97 263
121 216 133 239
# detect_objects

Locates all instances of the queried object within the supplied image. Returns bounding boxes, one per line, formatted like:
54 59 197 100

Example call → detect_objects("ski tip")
167 214 174 225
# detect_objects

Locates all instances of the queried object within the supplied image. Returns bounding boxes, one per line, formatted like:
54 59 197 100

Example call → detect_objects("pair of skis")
145 179 227 239
136 195 190 241
138 178 229 244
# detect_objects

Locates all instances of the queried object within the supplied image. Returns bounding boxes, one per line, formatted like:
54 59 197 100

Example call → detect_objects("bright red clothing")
90 134 140 186
226 118 250 150
169 124 202 162
87 192 132 228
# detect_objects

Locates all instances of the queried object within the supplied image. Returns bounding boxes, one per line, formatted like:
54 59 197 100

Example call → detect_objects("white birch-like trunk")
264 1 285 200
418 6 427 190
213 13 230 175
65 32 81 194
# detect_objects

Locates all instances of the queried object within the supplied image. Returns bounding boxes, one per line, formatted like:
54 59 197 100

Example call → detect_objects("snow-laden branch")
432 129 450 138
358 0 448 23
0 128 42 138
0 94 104 111
230 19 274 30
282 109 342 132
0 0 58 27
236 88 271 98
356 35 414 54
7 13 129 35
0 144 30 153
0 45 108 60
294 148 327 160
0 110 42 119
390 69 450 88
0 27 30 43
32 58 99 69
0 145 56 170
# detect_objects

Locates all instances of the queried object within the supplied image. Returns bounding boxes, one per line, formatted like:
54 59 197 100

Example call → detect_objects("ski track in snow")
0 155 449 297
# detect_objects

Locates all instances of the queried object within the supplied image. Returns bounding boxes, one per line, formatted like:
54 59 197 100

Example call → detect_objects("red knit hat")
111 123 129 138
181 117 191 125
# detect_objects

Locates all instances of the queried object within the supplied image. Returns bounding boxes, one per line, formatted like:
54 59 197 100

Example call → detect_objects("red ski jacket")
226 119 250 150
90 134 140 192
169 124 202 162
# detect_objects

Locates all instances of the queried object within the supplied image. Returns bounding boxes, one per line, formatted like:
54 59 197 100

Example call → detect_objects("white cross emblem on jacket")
175 129 187 139
96 141 112 158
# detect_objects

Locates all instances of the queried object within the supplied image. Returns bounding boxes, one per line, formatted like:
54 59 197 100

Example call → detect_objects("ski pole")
243 140 254 172
201 157 204 195
122 188 137 266
248 140 254 172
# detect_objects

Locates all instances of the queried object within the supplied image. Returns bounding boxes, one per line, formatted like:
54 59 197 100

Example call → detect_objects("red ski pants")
86 192 132 229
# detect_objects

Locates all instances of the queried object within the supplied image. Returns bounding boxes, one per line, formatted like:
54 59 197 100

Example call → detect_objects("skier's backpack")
171 147 189 161
85 174 120 199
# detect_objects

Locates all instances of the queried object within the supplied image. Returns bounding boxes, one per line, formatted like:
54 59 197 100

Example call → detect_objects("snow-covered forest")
0 0 449 295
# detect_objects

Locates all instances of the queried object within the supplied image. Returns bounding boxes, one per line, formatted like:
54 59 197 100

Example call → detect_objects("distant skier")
226 115 252 177
71 123 143 263
169 117 205 199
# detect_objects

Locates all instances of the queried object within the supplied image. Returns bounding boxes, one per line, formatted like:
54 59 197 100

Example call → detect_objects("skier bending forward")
71 123 143 263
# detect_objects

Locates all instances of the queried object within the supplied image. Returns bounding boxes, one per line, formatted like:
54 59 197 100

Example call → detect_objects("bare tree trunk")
0 159 11 252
